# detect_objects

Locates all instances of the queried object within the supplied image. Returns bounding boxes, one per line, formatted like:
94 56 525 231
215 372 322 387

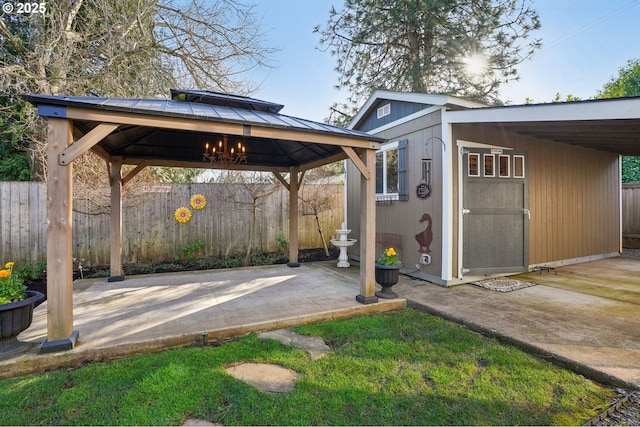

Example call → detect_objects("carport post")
42 118 79 352
357 148 378 304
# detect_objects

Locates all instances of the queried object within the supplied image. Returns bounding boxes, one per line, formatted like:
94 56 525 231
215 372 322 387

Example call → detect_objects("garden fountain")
330 222 357 267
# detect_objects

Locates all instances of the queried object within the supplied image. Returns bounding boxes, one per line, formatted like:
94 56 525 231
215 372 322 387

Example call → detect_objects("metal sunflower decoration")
190 194 207 210
174 206 192 224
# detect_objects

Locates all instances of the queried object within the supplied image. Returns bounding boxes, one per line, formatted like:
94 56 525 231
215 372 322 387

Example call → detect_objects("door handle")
523 208 531 220
463 208 471 215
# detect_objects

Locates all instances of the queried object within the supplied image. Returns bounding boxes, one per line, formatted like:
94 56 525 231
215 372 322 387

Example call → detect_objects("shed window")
513 155 525 178
499 155 510 177
468 153 480 177
376 141 400 200
375 139 408 201
483 154 495 177
377 103 391 119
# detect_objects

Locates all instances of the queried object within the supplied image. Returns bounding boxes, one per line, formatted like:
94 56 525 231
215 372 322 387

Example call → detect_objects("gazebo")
23 89 385 352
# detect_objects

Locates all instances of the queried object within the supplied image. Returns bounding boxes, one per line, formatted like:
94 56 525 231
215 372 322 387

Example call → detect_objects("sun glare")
463 53 488 78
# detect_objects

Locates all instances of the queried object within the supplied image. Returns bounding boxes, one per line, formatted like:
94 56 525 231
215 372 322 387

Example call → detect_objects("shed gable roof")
349 90 486 131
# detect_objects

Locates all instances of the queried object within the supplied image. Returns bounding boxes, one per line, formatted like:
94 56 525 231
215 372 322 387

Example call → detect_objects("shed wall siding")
452 124 620 269
348 110 444 277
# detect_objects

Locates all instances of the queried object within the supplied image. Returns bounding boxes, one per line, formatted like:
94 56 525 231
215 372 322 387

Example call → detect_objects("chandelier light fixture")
203 135 247 166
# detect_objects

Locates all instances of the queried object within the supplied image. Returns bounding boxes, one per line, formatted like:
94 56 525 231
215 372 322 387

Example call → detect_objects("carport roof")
447 96 640 156
23 90 384 171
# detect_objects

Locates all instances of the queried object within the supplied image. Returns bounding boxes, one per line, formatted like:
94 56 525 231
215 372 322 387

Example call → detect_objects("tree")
316 0 541 122
597 58 640 99
524 92 582 104
596 59 640 182
216 171 279 266
622 157 640 183
299 180 341 257
151 167 203 184
0 0 276 179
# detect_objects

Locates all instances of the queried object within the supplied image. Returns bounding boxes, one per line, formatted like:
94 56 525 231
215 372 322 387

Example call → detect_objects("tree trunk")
315 213 329 257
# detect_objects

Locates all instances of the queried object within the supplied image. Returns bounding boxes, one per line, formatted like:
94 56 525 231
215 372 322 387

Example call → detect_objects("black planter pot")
0 290 45 344
375 263 402 299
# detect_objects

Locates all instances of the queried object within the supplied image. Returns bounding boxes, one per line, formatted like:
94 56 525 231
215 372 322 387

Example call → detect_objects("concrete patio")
0 262 405 379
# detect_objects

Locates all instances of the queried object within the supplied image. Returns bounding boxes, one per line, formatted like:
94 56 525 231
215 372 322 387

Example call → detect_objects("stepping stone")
181 418 221 426
258 329 329 359
225 363 298 393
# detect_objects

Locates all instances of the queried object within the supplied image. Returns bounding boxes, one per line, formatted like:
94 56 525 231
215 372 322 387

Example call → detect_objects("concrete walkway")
1 258 639 390
396 259 640 389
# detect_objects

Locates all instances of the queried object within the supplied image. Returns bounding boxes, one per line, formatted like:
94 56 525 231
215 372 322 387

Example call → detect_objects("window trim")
376 140 400 201
467 153 480 177
376 103 391 119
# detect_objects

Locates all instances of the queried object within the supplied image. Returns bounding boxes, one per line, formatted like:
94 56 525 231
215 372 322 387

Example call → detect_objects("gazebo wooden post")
108 158 124 281
356 148 378 304
42 118 79 352
287 166 300 267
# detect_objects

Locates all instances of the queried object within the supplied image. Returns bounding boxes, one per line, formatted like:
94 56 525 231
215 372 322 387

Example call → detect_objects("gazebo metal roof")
23 90 384 171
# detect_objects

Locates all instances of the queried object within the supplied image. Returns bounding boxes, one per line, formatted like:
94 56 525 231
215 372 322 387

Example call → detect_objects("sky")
247 0 640 123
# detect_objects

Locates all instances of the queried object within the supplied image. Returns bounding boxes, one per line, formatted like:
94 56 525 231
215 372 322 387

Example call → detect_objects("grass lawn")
0 308 613 425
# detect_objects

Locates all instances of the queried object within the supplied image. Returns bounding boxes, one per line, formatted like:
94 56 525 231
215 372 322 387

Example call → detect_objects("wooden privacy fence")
0 182 345 266
622 183 640 248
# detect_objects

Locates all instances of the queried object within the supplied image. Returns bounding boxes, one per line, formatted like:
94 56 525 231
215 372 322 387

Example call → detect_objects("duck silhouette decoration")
415 213 433 252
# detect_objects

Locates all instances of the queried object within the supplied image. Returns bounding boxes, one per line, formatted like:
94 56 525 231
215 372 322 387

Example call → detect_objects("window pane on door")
468 153 479 176
499 155 510 177
484 154 495 177
514 155 525 178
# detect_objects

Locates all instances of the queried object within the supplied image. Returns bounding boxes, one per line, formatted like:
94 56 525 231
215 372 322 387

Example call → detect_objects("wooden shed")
346 90 640 286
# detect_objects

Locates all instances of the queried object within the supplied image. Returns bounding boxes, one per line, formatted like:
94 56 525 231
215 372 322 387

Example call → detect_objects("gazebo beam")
123 158 289 173
64 107 381 150
42 118 79 352
299 152 347 173
272 170 290 190
342 147 370 180
122 161 148 186
59 123 119 165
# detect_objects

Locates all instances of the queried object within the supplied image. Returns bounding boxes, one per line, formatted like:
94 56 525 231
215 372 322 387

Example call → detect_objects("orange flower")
174 207 192 223
190 194 207 210
386 248 397 257
0 269 9 278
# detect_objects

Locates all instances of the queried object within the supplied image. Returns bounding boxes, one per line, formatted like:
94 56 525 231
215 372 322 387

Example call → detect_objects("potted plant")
0 261 45 346
375 247 402 299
